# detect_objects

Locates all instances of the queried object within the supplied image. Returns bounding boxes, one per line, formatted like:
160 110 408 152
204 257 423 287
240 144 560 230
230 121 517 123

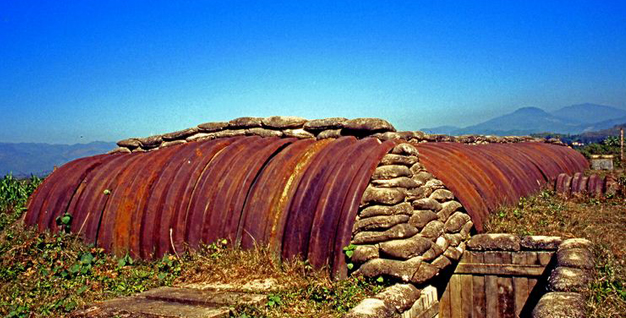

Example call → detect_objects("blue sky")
1 1 625 144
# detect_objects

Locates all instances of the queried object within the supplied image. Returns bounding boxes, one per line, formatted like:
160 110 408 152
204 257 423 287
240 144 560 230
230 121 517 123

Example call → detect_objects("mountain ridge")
422 103 626 136
0 141 115 177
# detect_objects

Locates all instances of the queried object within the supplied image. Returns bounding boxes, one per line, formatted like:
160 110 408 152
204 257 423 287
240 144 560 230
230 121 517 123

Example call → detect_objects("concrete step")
140 286 266 307
73 286 268 318
79 297 230 318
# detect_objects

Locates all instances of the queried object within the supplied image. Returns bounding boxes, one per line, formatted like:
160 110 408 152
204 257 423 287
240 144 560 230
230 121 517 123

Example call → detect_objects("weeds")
485 183 626 318
0 174 41 232
0 173 381 317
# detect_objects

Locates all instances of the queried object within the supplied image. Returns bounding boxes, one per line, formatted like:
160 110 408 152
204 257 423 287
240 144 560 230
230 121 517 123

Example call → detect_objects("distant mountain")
456 107 581 135
550 103 626 124
576 115 626 133
0 141 115 177
421 125 460 135
422 103 626 136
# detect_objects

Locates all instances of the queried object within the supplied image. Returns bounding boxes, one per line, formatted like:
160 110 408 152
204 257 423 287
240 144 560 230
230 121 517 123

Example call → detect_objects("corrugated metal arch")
414 142 588 231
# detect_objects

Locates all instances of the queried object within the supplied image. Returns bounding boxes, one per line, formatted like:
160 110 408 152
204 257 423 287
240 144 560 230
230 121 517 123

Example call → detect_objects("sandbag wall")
349 142 588 284
24 135 396 277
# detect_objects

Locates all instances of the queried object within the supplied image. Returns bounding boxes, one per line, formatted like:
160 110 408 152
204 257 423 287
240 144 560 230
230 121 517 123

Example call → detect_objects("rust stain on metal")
415 142 587 232
24 134 587 274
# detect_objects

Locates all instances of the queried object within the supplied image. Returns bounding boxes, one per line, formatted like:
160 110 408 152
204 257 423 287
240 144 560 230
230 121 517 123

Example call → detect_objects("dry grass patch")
484 176 626 318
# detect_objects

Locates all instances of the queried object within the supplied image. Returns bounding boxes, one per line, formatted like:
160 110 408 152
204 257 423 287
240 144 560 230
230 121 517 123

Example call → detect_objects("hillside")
0 141 115 177
422 103 626 136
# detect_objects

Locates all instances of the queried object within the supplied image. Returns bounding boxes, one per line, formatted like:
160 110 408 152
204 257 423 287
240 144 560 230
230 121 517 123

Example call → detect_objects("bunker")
24 116 601 317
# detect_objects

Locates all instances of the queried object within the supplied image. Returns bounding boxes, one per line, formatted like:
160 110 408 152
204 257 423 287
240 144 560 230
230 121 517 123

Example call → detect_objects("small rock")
160 140 186 148
521 236 563 250
556 248 594 270
379 154 418 166
412 198 442 211
283 128 315 139
197 121 229 132
137 135 163 149
303 117 348 131
374 284 421 313
352 224 419 244
316 129 342 139
359 203 412 218
411 262 438 284
430 189 454 202
379 235 432 259
131 147 146 153
549 267 592 292
391 143 419 157
351 245 380 264
532 292 585 318
371 165 412 180
361 186 406 205
343 118 396 133
228 117 263 129
372 177 420 189
345 298 395 318
437 201 463 221
261 116 307 129
444 212 471 233
162 127 199 141
117 138 141 148
467 234 521 251
420 220 444 239
408 210 438 229
246 127 284 138
357 257 422 282
432 255 452 270
353 215 410 233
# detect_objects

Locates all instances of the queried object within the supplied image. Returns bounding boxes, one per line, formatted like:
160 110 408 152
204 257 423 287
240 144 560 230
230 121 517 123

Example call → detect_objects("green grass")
0 174 42 232
484 177 626 318
0 174 382 318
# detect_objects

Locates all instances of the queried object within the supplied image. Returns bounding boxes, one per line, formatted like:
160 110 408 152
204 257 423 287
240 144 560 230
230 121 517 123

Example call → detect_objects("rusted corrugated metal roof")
24 136 393 276
414 142 588 232
24 135 587 273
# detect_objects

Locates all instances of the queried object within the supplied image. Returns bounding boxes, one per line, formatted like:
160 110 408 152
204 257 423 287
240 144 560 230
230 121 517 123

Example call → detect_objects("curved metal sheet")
185 136 256 248
281 137 357 261
415 142 587 232
331 139 396 278
158 138 236 257
69 153 144 245
205 137 294 245
138 141 206 259
307 138 379 268
238 139 330 250
24 154 109 231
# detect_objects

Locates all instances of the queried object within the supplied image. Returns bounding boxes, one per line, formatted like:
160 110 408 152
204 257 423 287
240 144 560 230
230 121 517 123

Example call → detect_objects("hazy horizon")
1 1 625 144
